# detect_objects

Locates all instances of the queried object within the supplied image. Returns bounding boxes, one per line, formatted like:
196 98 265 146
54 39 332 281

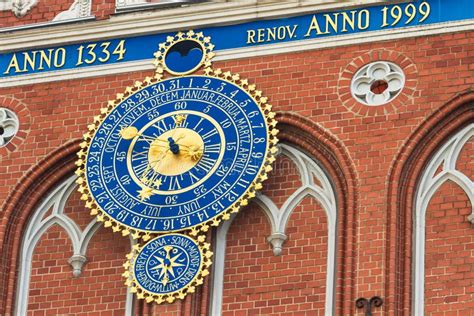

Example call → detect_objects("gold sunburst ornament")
76 30 278 304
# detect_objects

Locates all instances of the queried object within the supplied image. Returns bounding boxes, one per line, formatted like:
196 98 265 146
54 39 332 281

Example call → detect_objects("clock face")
85 75 271 233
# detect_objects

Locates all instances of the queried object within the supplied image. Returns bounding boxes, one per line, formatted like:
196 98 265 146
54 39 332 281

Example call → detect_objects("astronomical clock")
76 31 278 304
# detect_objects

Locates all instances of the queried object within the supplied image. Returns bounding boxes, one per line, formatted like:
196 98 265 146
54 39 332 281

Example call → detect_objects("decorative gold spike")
121 229 130 236
132 231 141 239
104 221 112 228
90 208 98 216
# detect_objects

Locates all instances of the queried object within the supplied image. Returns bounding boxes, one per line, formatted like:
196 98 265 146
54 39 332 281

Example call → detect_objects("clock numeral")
202 129 218 141
155 119 169 134
134 161 149 175
188 170 200 184
226 142 237 151
205 143 220 154
229 89 239 98
168 176 182 191
165 195 178 205
220 118 231 129
194 117 204 131
197 156 214 173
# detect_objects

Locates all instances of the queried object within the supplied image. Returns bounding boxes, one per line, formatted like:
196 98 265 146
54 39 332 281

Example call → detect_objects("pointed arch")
385 90 474 314
210 113 358 315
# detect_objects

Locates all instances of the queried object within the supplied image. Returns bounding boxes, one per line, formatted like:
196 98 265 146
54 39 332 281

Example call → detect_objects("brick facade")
0 2 473 315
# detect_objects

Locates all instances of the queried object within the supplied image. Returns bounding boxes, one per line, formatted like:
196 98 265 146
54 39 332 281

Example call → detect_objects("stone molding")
14 175 135 315
210 143 338 315
52 0 93 22
413 123 474 315
384 91 474 313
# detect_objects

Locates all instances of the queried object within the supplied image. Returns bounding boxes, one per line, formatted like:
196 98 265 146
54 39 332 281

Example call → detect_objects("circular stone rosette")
75 52 278 241
123 233 212 304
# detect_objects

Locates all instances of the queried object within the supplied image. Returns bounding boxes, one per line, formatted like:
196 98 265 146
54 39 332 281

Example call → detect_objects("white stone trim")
0 0 390 46
52 0 93 22
0 108 19 147
0 1 12 10
1 19 473 88
11 0 38 17
209 144 337 316
14 176 135 316
351 61 405 106
413 124 474 315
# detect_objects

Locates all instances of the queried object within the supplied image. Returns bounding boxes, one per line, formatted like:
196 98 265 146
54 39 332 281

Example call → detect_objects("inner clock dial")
147 127 204 176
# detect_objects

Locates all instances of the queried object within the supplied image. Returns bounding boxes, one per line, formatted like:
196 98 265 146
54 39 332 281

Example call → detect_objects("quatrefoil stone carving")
0 108 19 147
351 61 405 106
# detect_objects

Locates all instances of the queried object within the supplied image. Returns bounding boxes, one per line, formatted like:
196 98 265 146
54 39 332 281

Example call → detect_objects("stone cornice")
0 0 390 51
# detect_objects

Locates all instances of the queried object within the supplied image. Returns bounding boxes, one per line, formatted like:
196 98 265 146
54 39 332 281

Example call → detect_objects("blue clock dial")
133 234 202 295
85 75 271 233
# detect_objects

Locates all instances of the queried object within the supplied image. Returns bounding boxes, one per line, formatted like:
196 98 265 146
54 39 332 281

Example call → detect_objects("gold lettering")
287 25 298 39
305 15 328 37
257 29 265 43
358 9 370 30
98 42 111 63
53 48 66 68
267 27 276 42
38 49 53 70
22 51 37 72
324 13 339 33
3 54 23 74
277 26 286 40
246 30 256 44
341 11 356 32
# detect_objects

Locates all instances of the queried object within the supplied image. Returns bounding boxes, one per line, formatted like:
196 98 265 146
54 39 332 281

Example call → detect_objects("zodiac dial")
78 74 278 237
124 233 212 304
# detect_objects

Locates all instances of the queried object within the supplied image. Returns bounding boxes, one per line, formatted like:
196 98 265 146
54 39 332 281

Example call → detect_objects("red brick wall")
424 180 474 315
1 28 473 315
27 223 129 315
25 182 130 315
223 197 328 315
